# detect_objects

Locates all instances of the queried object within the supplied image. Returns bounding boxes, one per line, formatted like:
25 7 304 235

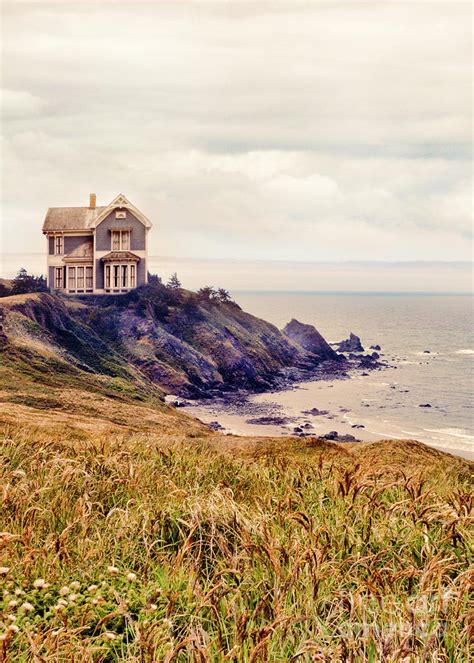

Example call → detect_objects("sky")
1 1 472 290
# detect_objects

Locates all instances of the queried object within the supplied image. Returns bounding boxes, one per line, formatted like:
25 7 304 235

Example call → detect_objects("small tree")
166 272 181 290
216 288 231 303
148 272 162 285
196 286 216 302
11 268 47 295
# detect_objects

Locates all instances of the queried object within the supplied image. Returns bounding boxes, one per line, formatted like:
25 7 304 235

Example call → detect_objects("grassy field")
0 292 472 661
0 418 472 662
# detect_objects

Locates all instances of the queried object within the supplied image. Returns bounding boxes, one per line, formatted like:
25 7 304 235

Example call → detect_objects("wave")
455 349 474 355
424 427 474 441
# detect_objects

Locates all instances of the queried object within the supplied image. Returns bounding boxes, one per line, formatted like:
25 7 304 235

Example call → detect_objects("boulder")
283 319 340 361
336 332 364 353
370 344 381 351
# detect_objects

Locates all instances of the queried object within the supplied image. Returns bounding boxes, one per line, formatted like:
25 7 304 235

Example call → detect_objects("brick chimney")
89 193 96 209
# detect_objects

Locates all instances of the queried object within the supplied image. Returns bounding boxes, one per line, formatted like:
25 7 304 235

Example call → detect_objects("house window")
121 265 128 288
111 230 130 250
130 264 136 288
77 267 84 289
55 236 63 255
68 267 76 289
105 265 111 288
86 266 93 288
55 267 63 289
113 265 120 288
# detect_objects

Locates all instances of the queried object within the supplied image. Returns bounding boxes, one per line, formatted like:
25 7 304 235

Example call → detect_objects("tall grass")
0 427 472 661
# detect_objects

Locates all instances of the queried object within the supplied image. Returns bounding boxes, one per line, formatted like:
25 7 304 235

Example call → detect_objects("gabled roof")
43 207 105 232
42 194 152 232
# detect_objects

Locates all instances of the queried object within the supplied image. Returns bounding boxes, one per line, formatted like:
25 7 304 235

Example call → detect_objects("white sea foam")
424 427 474 441
455 349 474 355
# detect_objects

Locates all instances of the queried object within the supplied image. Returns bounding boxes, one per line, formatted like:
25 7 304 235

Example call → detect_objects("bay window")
113 265 120 288
77 267 84 289
105 265 111 288
86 266 93 288
130 264 136 288
68 267 76 289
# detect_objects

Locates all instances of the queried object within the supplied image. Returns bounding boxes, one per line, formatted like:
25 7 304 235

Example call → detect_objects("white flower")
92 598 99 605
68 593 78 602
70 581 81 590
103 631 117 640
14 589 24 596
54 598 68 610
51 630 60 637
33 578 48 590
149 603 157 611
107 566 119 575
59 586 70 596
21 602 34 613
88 584 98 593
0 633 7 642
8 624 19 633
7 615 16 622
0 567 9 576
163 618 173 628
126 572 137 582
8 600 18 608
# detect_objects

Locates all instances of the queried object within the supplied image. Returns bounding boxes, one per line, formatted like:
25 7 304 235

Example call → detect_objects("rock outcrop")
283 319 341 361
336 332 364 353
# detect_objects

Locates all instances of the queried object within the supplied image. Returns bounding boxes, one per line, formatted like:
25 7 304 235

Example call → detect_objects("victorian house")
42 194 152 294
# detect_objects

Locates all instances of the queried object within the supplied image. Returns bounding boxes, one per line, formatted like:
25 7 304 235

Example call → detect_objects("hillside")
0 285 342 402
0 288 472 660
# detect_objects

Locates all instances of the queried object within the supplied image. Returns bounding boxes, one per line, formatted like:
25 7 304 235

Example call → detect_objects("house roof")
43 207 106 232
42 194 153 232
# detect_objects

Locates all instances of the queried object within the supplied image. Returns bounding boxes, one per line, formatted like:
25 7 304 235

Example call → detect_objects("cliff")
0 284 344 400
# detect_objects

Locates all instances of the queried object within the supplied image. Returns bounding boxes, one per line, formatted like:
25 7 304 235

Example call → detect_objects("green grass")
0 427 472 661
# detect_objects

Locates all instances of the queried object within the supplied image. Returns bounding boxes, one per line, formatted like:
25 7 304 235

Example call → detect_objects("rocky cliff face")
0 285 344 398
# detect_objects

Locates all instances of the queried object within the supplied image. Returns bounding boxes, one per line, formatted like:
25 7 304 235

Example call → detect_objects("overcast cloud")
1 1 472 275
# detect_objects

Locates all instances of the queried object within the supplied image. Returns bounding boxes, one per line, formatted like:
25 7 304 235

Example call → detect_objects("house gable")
91 194 152 230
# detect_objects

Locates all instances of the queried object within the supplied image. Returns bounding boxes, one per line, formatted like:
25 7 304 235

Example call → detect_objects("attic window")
115 211 126 219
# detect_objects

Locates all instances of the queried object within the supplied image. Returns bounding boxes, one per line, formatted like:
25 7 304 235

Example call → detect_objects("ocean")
186 292 474 459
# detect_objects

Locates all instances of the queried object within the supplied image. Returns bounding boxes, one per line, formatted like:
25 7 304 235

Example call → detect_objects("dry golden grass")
0 407 472 662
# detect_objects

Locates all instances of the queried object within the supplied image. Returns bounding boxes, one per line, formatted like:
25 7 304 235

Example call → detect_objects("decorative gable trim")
90 194 153 230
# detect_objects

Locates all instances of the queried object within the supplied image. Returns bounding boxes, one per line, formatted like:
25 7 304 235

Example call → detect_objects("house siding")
64 235 91 254
95 210 146 251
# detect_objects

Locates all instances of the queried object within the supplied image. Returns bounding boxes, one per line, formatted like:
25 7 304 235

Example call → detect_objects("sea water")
189 292 474 459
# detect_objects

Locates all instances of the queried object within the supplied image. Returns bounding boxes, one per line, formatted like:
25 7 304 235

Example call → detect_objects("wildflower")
92 598 99 605
88 584 98 593
59 586 70 596
149 603 157 611
126 572 137 582
14 588 24 596
163 618 173 629
8 624 19 634
107 566 119 575
33 578 48 590
0 633 7 642
3 590 9 597
21 602 34 613
7 615 16 622
103 631 117 640
68 593 78 602
70 581 81 590
54 598 68 610
0 567 9 576
8 600 18 608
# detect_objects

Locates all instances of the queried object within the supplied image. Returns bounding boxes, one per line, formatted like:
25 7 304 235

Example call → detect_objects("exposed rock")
246 415 293 426
370 344 381 351
301 407 329 416
207 421 224 431
321 431 358 442
423 350 431 354
336 332 364 353
283 319 341 361
352 424 365 429
419 403 432 408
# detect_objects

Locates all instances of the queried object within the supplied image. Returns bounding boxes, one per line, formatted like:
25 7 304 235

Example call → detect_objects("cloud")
0 1 472 265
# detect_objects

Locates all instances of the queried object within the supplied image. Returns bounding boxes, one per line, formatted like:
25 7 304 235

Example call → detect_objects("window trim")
55 267 63 289
54 236 63 255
